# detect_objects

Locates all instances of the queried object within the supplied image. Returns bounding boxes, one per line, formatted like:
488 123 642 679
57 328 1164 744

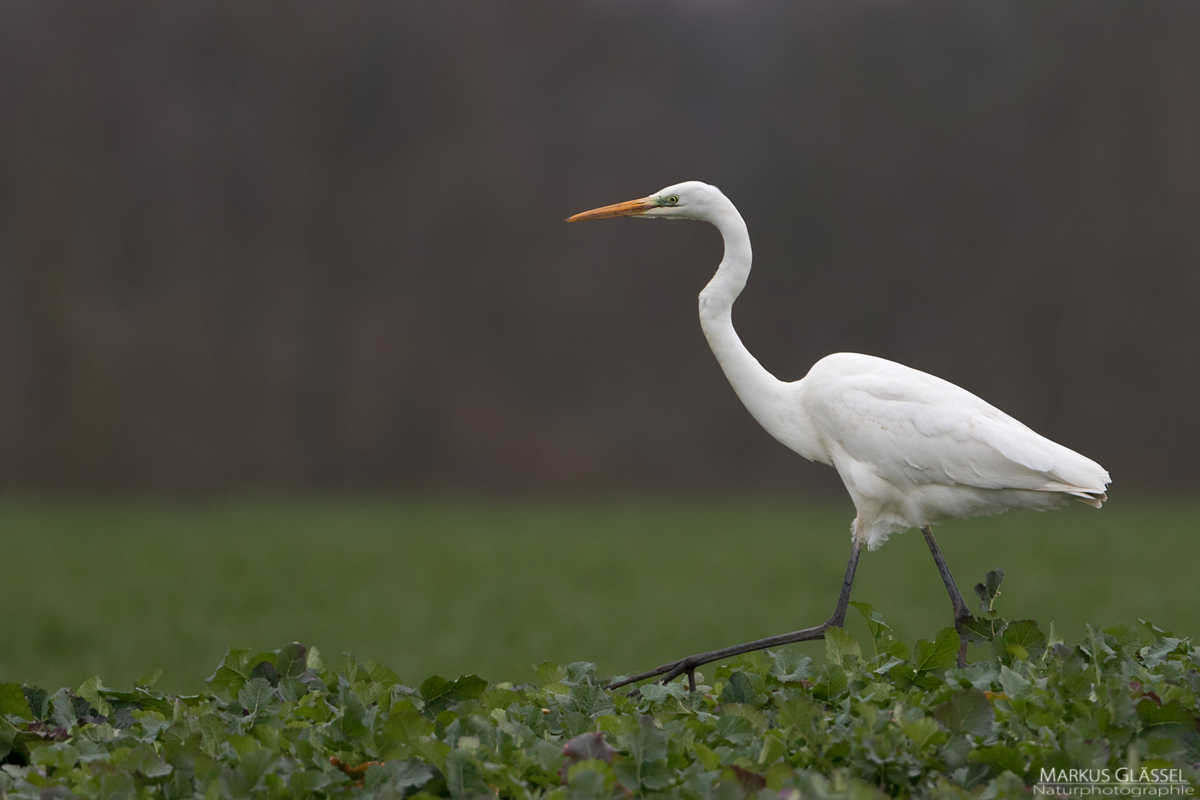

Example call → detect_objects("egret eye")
667 195 679 205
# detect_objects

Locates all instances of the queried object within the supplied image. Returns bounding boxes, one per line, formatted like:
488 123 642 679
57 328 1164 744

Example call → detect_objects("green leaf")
901 716 941 749
824 626 862 668
626 714 668 763
1136 699 1196 735
851 601 911 659
944 662 999 691
21 686 49 720
998 665 1032 700
336 689 371 740
238 748 276 790
74 740 109 763
248 659 280 686
615 716 671 791
0 721 14 761
274 642 308 679
122 742 172 779
31 742 80 770
565 661 599 684
914 628 960 672
774 696 820 733
571 683 614 716
715 714 756 746
207 647 254 696
933 689 995 738
77 676 113 717
758 732 786 765
419 674 488 715
535 662 567 685
690 741 721 771
366 661 402 687
289 770 334 796
384 704 437 745
49 688 76 728
769 648 815 683
530 738 565 773
1004 642 1029 662
135 669 163 690
970 743 1026 777
446 748 488 798
723 703 768 733
305 645 325 672
237 678 281 717
368 760 434 791
812 663 848 702
1139 637 1186 668
962 615 999 644
570 759 617 798
99 771 135 800
973 568 1004 613
0 684 34 721
718 671 764 706
639 682 686 703
1001 620 1046 663
1102 623 1151 653
638 759 675 791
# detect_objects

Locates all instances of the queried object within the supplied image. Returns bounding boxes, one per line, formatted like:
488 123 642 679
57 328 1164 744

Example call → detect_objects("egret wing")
804 356 1109 495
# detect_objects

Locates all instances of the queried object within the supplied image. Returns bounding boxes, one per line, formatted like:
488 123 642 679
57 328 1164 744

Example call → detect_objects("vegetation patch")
2 573 1198 799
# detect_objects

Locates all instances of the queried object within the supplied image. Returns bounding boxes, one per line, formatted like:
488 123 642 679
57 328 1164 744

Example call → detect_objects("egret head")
566 181 724 223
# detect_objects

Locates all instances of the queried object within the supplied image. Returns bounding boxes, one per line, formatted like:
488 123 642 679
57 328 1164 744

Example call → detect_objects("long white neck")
696 194 826 463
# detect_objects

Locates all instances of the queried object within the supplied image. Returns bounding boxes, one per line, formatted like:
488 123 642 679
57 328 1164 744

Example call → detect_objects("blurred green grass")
0 495 1195 693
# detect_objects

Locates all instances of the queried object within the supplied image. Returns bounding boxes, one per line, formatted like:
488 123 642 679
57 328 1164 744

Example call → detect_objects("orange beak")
566 197 652 223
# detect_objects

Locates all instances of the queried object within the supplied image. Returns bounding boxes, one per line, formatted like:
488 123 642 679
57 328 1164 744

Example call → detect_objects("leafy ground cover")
3 573 1198 800
2 497 1198 692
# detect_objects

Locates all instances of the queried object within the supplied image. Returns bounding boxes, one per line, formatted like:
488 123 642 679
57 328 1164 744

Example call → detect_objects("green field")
0 496 1195 693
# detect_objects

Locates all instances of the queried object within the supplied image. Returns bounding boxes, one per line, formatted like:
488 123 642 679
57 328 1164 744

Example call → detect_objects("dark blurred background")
2 0 1198 496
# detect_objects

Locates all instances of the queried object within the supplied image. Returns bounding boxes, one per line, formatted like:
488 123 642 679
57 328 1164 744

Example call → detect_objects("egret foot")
606 538 865 692
606 622 831 690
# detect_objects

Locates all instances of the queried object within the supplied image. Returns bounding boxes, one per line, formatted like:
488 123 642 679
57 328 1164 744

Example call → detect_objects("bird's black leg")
607 538 865 690
827 535 863 627
921 525 972 668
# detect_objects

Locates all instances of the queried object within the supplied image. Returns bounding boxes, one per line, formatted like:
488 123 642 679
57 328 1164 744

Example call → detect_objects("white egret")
567 181 1110 689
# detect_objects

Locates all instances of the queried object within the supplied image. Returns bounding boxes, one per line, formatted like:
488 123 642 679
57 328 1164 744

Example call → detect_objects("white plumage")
794 352 1109 549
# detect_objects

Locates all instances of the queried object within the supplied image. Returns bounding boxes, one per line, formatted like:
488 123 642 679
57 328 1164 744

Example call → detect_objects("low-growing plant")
2 572 1197 799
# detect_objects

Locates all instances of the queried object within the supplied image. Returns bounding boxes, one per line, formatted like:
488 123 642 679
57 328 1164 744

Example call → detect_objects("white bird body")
759 352 1108 549
573 180 1110 551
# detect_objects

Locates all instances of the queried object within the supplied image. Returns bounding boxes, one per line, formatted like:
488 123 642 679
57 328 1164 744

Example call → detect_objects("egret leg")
607 538 864 690
828 535 863 627
921 525 973 668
